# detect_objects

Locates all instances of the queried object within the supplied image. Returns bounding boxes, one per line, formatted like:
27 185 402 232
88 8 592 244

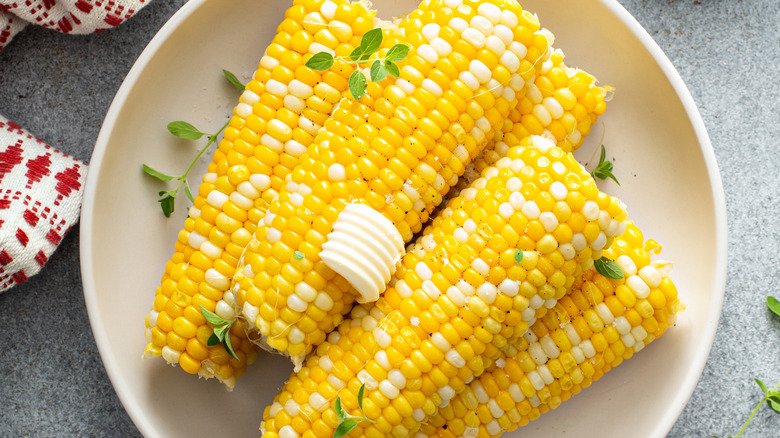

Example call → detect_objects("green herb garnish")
222 69 246 91
306 28 410 100
715 379 780 438
767 295 780 318
348 70 368 100
199 305 240 361
166 121 208 140
144 69 243 217
593 257 623 279
591 144 620 185
333 384 375 438
714 298 780 437
514 249 524 264
293 251 305 260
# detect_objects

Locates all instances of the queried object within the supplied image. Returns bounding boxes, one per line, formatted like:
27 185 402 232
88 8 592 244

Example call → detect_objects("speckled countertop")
0 0 778 436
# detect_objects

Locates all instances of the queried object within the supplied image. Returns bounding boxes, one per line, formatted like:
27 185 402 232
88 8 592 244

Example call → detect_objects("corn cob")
459 47 610 192
142 0 377 389
234 0 552 366
418 220 681 437
259 136 628 437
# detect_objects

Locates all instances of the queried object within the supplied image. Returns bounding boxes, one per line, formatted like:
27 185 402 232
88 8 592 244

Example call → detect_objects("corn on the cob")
142 0 377 389
259 136 628 437
459 48 610 192
418 220 681 437
235 0 553 366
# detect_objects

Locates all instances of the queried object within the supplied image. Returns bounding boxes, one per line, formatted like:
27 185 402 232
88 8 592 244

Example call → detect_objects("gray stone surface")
0 0 778 437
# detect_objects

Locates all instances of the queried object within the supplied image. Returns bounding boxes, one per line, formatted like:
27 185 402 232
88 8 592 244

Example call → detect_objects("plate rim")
598 1 727 435
80 0 728 437
80 0 213 435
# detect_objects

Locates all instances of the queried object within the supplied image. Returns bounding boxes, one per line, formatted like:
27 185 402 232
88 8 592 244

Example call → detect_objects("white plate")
81 0 726 437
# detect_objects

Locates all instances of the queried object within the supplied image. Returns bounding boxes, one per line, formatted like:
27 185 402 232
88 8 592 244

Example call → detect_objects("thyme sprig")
333 384 375 438
714 296 780 437
143 69 245 217
591 144 620 185
306 28 410 100
593 257 623 280
199 305 240 361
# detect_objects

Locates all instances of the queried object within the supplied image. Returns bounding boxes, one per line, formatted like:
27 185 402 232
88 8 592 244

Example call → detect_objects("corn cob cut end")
143 309 258 391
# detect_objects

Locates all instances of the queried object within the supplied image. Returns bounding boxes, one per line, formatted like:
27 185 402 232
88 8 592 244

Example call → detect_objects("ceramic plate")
81 0 726 436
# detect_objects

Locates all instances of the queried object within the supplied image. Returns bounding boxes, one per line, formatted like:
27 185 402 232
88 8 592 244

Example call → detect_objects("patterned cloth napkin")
0 0 148 50
0 116 87 291
0 0 149 292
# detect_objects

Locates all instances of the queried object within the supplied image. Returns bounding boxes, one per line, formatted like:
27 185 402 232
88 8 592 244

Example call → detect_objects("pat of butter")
320 203 405 303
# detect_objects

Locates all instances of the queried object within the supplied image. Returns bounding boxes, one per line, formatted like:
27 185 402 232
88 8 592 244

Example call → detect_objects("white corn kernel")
265 79 288 97
430 38 452 56
627 275 651 298
498 279 519 296
581 340 596 358
487 399 504 418
614 316 631 335
379 380 400 399
639 265 663 288
358 370 378 390
205 268 230 290
469 59 492 84
206 190 228 209
240 89 260 105
596 302 615 324
572 233 587 251
284 399 300 417
540 335 560 358
476 283 497 304
508 41 528 62
288 327 305 344
286 294 308 312
521 200 541 219
459 71 480 91
187 231 207 250
388 370 407 389
528 370 545 390
538 364 554 384
422 280 440 299
417 44 439 65
259 55 279 70
493 24 514 46
374 328 391 349
462 27 486 49
528 342 547 364
249 174 270 191
446 286 466 306
550 181 568 200
235 103 253 118
161 346 181 364
422 23 440 41
309 393 328 411
422 78 443 97
327 164 345 181
564 324 581 345
320 0 337 19
470 15 493 36
500 10 519 27
313 292 334 311
478 2 502 24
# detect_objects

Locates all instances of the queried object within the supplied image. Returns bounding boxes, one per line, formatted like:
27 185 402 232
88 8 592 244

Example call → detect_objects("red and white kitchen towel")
1 0 148 50
1 1 149 292
0 116 87 292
